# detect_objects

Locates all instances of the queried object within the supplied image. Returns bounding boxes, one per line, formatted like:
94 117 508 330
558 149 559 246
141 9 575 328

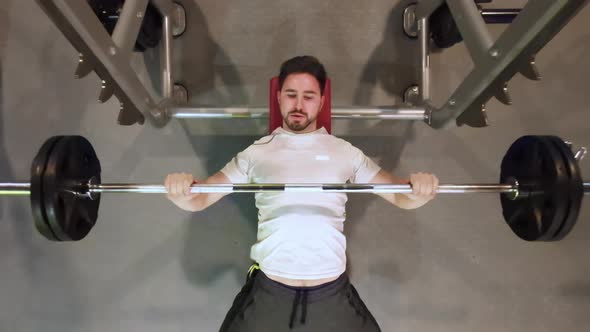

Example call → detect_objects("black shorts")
219 264 382 332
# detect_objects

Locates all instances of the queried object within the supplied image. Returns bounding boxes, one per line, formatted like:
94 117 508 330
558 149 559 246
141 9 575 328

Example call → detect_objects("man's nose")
295 97 303 110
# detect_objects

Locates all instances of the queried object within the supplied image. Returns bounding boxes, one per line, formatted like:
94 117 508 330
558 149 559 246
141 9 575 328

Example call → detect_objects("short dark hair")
278 56 327 95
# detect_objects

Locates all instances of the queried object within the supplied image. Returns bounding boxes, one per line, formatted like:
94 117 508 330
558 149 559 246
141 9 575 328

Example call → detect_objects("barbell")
0 135 588 242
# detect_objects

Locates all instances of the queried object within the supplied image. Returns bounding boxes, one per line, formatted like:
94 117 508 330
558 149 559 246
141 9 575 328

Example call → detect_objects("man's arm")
190 171 233 211
165 171 233 212
167 145 252 212
368 169 438 210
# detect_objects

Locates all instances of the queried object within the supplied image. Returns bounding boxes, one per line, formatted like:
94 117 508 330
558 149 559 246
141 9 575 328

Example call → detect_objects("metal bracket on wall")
405 0 589 129
35 0 187 127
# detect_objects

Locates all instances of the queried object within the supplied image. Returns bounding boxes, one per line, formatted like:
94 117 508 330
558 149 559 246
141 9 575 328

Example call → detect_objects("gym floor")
1 0 589 331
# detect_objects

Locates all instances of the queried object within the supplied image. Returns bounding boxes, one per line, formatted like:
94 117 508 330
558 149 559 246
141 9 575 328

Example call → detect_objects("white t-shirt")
220 126 381 279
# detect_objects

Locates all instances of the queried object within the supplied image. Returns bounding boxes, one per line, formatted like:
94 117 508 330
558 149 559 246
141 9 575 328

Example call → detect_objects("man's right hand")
165 173 201 210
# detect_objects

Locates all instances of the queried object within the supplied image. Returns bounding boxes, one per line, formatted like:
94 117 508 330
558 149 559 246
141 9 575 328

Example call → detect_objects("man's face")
277 73 325 133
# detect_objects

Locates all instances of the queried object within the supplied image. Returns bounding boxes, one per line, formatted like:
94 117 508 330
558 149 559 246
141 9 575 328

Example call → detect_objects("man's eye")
287 94 296 98
304 96 313 100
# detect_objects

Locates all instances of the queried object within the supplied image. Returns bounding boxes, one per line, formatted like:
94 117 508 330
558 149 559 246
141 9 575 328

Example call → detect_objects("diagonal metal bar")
446 0 494 63
34 0 173 126
112 0 149 58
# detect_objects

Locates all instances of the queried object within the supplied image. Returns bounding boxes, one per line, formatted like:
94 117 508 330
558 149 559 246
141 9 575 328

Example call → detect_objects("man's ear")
277 90 281 106
319 95 325 112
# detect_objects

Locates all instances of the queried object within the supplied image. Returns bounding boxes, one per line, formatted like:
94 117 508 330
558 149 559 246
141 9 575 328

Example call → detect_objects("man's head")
277 56 326 133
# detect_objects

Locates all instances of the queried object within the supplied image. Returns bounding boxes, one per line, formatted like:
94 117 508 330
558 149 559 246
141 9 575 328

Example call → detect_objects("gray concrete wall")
1 0 589 331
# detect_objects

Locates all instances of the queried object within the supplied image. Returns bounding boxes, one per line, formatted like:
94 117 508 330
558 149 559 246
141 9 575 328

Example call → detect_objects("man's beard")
284 111 315 131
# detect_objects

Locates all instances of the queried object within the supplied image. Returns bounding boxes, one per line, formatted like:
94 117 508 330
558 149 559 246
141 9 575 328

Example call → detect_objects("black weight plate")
43 136 102 241
88 0 162 52
134 3 162 51
500 136 570 241
87 0 124 35
30 136 64 241
429 4 463 49
535 136 571 241
545 136 583 240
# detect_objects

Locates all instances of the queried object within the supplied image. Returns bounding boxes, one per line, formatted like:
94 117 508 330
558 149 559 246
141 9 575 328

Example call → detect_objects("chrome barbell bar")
2 182 590 196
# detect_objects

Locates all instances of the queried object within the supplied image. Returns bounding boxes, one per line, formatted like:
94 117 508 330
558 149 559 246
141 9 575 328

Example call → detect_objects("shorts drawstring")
288 289 309 329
